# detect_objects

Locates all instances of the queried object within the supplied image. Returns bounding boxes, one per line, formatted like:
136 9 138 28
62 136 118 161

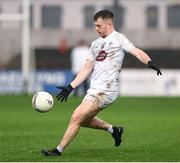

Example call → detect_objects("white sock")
107 125 113 134
56 145 63 153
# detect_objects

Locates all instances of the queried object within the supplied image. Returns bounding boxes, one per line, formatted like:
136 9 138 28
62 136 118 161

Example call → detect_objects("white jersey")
87 31 135 91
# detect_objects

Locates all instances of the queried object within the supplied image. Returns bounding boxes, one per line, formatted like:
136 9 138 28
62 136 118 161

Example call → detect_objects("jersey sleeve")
121 35 135 53
86 41 95 61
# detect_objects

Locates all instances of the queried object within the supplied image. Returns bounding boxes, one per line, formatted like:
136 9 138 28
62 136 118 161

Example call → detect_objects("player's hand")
56 84 74 102
148 61 162 76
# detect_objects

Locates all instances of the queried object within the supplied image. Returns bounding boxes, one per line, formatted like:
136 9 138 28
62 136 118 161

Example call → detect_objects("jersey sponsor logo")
95 50 107 61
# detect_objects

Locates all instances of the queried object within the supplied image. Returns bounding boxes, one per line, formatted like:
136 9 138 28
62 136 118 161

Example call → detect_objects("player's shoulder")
90 37 102 49
92 37 102 43
113 31 127 39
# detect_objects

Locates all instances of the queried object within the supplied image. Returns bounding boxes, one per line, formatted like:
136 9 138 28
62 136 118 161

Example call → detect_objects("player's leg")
41 90 123 156
41 99 100 156
81 116 110 130
59 100 100 149
81 116 124 147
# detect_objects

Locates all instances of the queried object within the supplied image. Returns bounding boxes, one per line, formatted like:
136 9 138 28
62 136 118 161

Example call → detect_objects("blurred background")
0 0 180 96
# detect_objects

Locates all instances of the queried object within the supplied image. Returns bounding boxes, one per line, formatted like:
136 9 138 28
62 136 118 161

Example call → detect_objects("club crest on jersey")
96 50 107 61
101 42 106 49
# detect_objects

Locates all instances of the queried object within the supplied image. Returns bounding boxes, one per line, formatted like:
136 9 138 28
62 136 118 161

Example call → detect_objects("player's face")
95 18 109 38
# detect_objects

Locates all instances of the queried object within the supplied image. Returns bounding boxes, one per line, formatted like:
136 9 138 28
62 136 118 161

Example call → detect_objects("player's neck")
103 29 115 38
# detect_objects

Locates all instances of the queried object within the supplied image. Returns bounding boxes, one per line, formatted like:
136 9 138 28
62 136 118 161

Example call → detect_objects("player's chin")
98 33 104 37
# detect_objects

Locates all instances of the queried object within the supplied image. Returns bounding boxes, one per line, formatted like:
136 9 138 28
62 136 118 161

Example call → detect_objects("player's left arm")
129 47 162 76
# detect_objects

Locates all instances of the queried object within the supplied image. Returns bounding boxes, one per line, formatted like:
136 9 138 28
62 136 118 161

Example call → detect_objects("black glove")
148 61 162 76
56 84 74 102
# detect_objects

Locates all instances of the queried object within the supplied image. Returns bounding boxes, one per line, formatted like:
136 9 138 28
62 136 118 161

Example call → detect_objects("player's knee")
71 114 83 125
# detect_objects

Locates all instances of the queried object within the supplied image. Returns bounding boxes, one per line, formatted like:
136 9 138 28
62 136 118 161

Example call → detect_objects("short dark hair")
93 10 114 21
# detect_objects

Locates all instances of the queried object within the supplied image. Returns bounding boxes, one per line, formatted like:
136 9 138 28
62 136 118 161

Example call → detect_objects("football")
32 91 54 113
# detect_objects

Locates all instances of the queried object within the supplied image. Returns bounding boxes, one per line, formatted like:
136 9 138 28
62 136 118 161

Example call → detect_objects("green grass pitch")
0 95 180 161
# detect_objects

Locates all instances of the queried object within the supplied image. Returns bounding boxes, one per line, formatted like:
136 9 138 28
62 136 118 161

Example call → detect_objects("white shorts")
83 88 119 109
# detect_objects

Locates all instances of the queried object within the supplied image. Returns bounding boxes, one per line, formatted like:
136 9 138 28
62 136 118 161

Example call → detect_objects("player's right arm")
56 41 95 102
56 60 94 102
70 59 94 88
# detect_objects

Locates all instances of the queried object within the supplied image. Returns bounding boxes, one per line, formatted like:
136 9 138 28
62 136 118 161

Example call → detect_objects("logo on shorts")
96 50 107 62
